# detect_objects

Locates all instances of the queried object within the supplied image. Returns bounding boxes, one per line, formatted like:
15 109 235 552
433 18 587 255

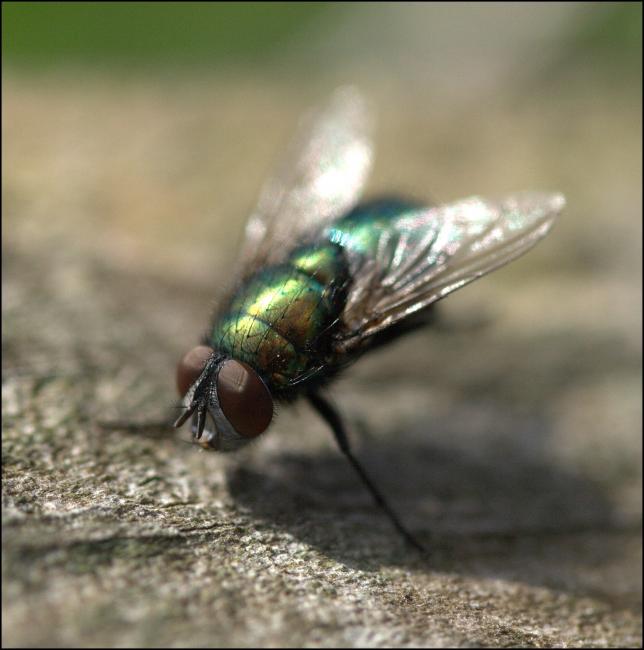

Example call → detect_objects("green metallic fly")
174 88 565 551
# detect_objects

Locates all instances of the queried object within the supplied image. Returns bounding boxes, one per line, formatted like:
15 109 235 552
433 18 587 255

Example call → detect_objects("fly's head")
174 346 274 452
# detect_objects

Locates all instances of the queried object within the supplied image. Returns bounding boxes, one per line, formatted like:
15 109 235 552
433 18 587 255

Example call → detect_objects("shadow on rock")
227 412 622 583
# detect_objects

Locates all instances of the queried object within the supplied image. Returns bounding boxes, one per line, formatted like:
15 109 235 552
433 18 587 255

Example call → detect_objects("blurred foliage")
560 2 642 78
2 1 330 67
2 2 641 87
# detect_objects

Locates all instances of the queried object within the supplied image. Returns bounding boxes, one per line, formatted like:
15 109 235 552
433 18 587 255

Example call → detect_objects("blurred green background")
3 2 331 68
2 1 641 80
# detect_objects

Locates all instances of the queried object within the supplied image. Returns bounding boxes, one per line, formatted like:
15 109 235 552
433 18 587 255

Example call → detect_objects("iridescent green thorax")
212 242 348 392
211 198 420 393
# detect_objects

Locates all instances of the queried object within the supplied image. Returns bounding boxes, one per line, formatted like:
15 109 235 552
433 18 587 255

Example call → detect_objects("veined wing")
338 192 565 346
237 86 374 276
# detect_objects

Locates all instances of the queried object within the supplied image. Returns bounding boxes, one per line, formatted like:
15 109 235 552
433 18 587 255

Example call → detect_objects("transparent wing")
237 86 374 275
339 192 565 345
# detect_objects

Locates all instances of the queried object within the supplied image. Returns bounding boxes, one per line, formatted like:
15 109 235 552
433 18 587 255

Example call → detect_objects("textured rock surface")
3 76 641 647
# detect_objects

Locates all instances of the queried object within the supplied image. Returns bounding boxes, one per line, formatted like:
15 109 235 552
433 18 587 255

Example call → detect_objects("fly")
174 87 565 553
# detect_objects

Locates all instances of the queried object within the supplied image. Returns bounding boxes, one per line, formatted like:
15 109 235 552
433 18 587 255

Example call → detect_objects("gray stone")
2 76 641 647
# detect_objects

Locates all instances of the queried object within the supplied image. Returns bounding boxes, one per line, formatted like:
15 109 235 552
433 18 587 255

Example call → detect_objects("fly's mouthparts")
194 405 207 439
173 404 195 429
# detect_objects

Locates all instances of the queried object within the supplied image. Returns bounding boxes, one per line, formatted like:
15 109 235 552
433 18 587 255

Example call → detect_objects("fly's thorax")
289 243 347 287
211 243 349 390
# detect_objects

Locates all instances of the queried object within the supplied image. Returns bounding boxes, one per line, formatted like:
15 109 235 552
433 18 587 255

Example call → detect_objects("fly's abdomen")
326 198 423 261
212 243 348 390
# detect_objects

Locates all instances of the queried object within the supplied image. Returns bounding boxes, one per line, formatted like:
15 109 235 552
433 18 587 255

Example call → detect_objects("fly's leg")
96 408 179 436
97 419 174 434
308 390 428 555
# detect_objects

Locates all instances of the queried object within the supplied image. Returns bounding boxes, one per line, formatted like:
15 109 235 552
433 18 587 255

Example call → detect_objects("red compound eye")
216 359 273 438
176 345 214 396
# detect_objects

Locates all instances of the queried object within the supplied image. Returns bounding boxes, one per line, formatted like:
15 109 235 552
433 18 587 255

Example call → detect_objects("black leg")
96 412 177 435
98 403 190 434
308 390 428 555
